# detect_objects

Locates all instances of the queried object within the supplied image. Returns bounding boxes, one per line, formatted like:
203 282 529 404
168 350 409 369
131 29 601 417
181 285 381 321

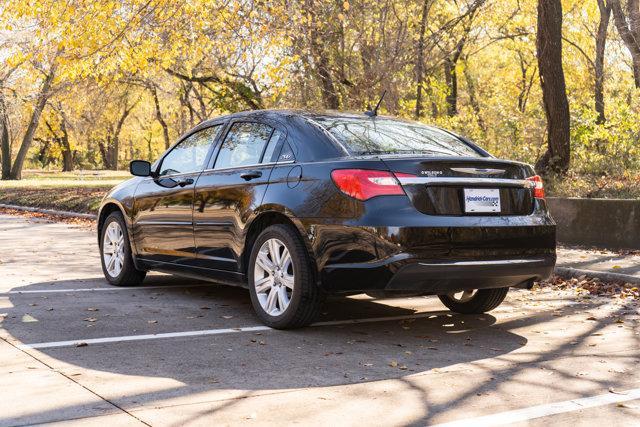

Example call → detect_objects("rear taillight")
331 169 411 201
526 175 545 199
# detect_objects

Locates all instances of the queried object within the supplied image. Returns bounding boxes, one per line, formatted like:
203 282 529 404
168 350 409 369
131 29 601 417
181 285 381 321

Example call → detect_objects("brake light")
331 169 410 201
526 175 545 199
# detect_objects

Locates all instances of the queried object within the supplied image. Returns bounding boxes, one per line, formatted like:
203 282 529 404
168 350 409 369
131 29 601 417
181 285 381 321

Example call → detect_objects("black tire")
247 224 324 329
438 287 509 314
100 212 146 287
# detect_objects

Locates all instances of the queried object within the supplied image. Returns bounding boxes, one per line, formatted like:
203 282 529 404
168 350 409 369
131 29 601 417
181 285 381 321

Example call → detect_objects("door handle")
176 178 194 187
240 170 262 181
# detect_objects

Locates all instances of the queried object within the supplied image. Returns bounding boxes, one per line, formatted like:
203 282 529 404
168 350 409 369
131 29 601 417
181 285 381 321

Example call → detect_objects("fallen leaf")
389 360 398 368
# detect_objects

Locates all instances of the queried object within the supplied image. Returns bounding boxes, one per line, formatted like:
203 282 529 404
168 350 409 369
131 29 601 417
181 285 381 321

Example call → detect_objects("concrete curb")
555 266 640 285
0 203 97 220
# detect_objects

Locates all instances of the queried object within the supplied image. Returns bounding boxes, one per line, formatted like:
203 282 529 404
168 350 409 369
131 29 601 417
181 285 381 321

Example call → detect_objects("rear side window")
277 141 295 162
159 125 221 176
261 129 284 163
313 117 481 157
215 122 273 169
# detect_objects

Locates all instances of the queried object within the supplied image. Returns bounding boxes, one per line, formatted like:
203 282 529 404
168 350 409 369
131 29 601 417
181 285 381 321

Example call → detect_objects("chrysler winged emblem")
450 167 505 175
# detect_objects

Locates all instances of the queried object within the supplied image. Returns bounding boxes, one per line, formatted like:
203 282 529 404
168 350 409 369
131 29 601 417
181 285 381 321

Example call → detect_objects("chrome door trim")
136 220 193 226
194 221 234 227
201 160 295 174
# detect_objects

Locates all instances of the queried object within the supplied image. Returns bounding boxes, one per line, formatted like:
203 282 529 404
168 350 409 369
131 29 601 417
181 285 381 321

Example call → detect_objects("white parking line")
16 312 438 350
2 283 215 295
431 388 640 426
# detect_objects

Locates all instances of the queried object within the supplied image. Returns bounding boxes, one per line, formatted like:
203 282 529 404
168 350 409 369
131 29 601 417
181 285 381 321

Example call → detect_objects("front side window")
214 122 274 169
313 117 482 157
159 126 221 176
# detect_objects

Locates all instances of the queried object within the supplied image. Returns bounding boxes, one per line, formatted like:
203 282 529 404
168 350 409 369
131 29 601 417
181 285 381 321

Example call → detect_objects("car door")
192 120 288 273
132 125 222 266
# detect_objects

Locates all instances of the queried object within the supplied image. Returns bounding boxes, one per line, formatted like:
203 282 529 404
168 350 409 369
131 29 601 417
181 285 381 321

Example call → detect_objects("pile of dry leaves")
538 275 640 300
0 207 95 228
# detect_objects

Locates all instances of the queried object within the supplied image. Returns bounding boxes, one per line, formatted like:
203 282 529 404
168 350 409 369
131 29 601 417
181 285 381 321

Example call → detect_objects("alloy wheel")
254 238 294 316
103 221 125 278
447 289 477 303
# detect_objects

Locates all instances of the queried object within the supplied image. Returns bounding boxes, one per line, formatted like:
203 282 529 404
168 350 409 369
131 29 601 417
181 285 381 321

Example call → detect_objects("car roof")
194 109 410 128
184 109 490 161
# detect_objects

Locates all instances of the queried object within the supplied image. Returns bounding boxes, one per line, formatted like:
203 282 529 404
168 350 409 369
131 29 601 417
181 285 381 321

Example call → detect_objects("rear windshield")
312 117 482 157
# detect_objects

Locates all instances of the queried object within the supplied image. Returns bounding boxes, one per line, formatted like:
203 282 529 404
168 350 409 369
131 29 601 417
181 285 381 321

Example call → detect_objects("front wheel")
438 288 509 314
100 212 146 286
248 224 323 329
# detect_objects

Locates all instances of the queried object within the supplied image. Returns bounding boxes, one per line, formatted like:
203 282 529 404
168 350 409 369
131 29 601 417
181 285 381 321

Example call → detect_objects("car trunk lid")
381 156 536 216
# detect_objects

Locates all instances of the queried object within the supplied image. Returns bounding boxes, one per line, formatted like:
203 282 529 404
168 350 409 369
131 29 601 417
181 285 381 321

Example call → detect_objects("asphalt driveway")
1 213 639 426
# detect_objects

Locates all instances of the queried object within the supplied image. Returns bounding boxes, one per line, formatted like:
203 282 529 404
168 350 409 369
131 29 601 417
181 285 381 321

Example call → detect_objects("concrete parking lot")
1 213 639 426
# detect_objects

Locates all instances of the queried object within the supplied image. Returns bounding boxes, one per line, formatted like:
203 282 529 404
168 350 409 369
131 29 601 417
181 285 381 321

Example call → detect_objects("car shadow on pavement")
407 298 640 426
3 276 634 425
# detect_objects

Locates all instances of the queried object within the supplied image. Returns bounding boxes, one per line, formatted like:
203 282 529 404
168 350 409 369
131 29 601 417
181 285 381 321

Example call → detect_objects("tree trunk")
610 0 640 88
59 116 73 172
150 85 171 149
595 0 612 124
415 0 431 119
535 0 571 174
0 91 11 180
463 61 487 134
444 34 467 117
108 100 136 170
98 138 111 170
110 136 119 170
444 59 458 116
307 0 340 109
9 66 56 180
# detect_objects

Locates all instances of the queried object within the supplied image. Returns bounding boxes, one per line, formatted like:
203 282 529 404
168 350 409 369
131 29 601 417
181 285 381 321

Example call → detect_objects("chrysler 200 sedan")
98 110 556 328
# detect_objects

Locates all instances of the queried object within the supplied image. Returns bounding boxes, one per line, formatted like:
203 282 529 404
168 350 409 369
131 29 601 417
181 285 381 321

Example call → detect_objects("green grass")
0 169 129 189
0 170 129 213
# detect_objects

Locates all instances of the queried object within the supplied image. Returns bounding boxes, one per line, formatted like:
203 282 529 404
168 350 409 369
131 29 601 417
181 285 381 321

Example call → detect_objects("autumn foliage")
0 0 638 181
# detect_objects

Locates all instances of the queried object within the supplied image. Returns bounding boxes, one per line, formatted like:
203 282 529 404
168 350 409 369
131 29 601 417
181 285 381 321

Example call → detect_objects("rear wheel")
248 224 323 329
100 212 146 286
438 288 509 314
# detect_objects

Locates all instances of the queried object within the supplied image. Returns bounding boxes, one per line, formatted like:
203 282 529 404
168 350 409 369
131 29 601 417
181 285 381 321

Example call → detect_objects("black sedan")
98 110 556 328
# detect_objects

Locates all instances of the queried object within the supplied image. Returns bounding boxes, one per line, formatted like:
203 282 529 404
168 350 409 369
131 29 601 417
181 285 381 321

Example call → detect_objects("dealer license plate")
463 188 501 213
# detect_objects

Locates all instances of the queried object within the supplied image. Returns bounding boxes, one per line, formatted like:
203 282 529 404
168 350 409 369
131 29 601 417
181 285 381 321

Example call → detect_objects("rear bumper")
303 197 556 294
320 253 556 294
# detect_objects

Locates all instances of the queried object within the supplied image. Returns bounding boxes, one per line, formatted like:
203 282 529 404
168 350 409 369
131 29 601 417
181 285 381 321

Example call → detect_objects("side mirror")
130 160 152 177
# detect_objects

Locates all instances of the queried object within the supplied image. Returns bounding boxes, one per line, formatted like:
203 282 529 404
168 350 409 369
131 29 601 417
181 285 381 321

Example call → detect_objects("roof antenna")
364 90 386 117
